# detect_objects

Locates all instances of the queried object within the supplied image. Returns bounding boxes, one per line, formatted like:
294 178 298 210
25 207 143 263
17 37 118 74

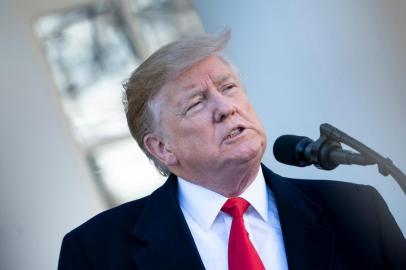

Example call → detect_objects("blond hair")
123 31 230 176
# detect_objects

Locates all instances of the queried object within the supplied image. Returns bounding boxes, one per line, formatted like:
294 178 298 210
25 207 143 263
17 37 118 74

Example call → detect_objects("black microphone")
273 135 374 170
272 124 405 193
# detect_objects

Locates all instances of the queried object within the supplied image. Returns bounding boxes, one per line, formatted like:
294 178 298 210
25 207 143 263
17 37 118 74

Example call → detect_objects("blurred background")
1 0 405 269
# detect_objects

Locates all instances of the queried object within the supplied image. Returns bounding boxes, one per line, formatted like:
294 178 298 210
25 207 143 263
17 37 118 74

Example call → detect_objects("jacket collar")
131 174 205 270
262 165 335 270
131 165 335 270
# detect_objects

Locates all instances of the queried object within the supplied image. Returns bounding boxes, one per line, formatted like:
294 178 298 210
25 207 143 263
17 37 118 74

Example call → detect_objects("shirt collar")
177 167 268 231
239 168 268 222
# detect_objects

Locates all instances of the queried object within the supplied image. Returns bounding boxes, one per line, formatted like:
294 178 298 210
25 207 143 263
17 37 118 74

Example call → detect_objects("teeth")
229 128 242 138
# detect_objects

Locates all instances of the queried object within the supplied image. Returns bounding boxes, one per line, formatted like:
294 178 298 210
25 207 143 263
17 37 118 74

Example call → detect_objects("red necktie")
222 197 265 270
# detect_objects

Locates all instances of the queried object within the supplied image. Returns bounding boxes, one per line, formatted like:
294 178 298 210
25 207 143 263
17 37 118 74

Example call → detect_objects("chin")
229 139 265 165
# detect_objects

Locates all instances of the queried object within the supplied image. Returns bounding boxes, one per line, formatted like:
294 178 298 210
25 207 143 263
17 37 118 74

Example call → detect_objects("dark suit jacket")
58 165 406 270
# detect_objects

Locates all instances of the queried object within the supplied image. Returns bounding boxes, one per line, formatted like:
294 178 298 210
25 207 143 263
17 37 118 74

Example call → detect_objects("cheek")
226 137 264 162
179 112 212 133
174 119 214 144
173 126 216 159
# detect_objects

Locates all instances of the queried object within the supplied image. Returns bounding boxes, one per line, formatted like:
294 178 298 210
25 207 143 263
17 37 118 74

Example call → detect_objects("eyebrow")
213 74 234 85
176 73 235 109
177 89 205 110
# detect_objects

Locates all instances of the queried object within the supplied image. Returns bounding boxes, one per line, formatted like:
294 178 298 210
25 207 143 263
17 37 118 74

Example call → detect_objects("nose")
213 92 236 123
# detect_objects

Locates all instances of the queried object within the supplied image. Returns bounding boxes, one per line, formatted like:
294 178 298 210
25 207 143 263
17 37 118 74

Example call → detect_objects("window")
35 0 203 206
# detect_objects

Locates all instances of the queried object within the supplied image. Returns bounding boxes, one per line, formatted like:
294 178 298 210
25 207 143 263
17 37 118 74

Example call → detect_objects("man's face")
152 56 267 180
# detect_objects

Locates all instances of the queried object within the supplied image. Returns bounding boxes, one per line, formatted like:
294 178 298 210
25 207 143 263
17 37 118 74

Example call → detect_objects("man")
58 32 405 270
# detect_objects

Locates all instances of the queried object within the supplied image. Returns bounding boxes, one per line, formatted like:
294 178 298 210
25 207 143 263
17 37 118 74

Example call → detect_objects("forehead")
159 56 236 100
174 55 234 84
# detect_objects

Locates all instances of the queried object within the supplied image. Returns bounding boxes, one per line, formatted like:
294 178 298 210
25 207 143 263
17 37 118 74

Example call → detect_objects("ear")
143 133 178 167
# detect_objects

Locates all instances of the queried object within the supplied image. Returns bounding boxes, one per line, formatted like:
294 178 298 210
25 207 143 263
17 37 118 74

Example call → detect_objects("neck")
177 162 261 198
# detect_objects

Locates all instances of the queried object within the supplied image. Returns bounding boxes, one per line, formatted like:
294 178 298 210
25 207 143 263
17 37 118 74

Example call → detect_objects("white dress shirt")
178 168 289 270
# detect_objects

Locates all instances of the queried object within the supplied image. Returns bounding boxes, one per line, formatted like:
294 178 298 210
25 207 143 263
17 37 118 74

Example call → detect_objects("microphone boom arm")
320 123 406 194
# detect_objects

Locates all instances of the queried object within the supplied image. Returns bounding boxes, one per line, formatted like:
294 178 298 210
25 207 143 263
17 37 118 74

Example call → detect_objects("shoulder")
264 165 382 219
62 174 178 244
58 196 152 269
288 177 373 197
263 164 376 205
285 177 379 209
281 177 400 237
63 195 150 245
288 177 406 267
58 174 181 269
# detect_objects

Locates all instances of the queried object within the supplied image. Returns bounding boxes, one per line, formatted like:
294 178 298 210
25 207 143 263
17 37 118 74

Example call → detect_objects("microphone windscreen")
273 135 308 166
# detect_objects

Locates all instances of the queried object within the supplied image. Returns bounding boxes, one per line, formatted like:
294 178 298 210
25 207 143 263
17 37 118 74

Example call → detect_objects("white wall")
0 0 105 270
1 1 405 269
193 0 406 234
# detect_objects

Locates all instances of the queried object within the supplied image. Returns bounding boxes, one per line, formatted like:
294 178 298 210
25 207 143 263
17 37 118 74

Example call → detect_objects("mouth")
224 126 245 141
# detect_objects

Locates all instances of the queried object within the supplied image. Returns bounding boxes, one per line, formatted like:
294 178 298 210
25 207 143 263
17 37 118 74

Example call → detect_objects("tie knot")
221 197 250 218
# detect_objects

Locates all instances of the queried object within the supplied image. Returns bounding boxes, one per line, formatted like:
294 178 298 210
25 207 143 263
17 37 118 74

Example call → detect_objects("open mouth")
225 127 245 140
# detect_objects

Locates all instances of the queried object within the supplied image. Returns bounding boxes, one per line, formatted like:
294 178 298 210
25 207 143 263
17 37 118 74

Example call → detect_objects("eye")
222 83 236 93
185 98 204 115
188 101 202 110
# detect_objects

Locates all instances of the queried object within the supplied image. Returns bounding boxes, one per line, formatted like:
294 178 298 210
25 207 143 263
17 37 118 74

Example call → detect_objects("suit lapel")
262 165 335 270
130 165 335 270
131 174 205 270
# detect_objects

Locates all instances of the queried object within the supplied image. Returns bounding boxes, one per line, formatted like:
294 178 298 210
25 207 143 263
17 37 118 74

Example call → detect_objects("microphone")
272 124 405 193
273 135 374 170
